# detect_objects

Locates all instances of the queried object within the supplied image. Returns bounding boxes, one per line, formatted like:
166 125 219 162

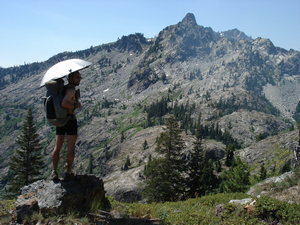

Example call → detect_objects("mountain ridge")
0 13 299 200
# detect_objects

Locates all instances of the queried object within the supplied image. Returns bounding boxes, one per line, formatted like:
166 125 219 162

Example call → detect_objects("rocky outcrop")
247 171 294 196
246 171 300 203
236 130 297 170
14 174 105 222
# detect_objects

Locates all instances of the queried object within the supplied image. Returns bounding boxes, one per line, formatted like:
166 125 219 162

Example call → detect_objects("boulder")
247 171 294 196
229 198 252 205
14 174 105 222
104 167 144 203
205 142 226 160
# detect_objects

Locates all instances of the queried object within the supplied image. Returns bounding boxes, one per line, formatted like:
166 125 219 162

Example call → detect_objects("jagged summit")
220 28 252 42
181 13 197 26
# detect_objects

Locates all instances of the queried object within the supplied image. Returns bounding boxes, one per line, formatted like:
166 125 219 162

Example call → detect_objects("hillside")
0 13 300 200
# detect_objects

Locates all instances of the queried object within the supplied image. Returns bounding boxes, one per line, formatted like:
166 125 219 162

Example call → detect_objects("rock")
214 204 224 217
205 142 226 160
14 174 105 222
229 198 252 205
104 167 144 203
236 131 297 169
247 171 294 196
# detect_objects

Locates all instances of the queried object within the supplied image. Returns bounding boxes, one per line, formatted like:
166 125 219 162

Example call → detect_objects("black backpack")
43 78 70 127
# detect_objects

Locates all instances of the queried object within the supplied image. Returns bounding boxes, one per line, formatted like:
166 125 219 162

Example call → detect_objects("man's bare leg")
52 135 65 171
66 135 77 173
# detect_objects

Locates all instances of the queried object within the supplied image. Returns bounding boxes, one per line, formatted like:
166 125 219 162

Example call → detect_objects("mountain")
0 13 300 200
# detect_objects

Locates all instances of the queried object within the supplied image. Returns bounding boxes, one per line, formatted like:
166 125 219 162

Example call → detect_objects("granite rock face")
14 174 105 221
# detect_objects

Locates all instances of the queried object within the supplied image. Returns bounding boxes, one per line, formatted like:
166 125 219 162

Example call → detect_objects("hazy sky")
1 0 299 68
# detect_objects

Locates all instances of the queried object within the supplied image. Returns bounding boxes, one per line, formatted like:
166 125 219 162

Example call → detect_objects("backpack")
43 78 70 127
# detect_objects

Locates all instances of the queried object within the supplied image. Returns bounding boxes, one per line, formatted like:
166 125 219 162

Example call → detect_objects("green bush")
255 196 300 223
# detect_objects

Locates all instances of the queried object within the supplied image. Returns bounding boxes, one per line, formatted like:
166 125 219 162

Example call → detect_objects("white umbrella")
40 59 92 87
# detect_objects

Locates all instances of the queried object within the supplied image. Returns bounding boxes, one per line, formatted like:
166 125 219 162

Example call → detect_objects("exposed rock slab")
104 167 144 203
14 174 105 222
236 130 297 170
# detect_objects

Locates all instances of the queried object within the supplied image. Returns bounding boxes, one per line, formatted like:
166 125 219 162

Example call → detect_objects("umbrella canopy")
40 59 92 87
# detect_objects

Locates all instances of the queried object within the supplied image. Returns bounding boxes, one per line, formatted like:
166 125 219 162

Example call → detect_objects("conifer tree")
125 155 131 167
6 108 45 198
215 160 222 173
121 131 125 143
221 156 250 193
144 116 186 202
225 144 235 167
87 153 93 174
143 140 148 150
259 162 267 181
201 157 215 194
187 128 205 197
122 155 131 171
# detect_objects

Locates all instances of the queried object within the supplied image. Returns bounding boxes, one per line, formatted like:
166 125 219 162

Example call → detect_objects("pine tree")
122 155 131 171
221 156 250 193
155 116 185 162
215 160 222 173
143 140 148 150
87 153 93 174
6 108 45 199
259 162 267 181
144 158 172 202
144 116 186 202
187 131 205 197
256 132 265 142
225 144 235 167
187 117 216 197
201 157 215 195
125 155 131 167
121 131 125 143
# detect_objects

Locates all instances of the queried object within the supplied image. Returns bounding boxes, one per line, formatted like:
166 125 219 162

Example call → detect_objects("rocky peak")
158 12 211 43
206 27 252 43
181 13 197 26
220 28 252 42
251 37 277 55
114 33 148 53
127 13 213 91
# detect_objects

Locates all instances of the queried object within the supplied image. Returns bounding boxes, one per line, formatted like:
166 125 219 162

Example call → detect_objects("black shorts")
56 118 78 135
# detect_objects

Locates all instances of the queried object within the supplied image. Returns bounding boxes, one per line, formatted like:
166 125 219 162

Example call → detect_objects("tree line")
145 96 240 148
210 94 280 117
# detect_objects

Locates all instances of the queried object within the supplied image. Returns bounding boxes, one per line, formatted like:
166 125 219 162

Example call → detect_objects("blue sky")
0 0 299 68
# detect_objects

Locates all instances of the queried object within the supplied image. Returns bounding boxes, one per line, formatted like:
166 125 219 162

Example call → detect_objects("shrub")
255 196 300 223
0 199 15 217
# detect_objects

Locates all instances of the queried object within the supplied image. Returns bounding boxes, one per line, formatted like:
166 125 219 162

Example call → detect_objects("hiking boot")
63 172 75 182
50 170 59 181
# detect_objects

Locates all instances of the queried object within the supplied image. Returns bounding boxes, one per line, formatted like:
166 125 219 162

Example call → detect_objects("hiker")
50 71 82 181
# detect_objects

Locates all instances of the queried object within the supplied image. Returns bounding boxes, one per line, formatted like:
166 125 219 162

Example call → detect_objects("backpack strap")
63 85 79 113
63 84 76 96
